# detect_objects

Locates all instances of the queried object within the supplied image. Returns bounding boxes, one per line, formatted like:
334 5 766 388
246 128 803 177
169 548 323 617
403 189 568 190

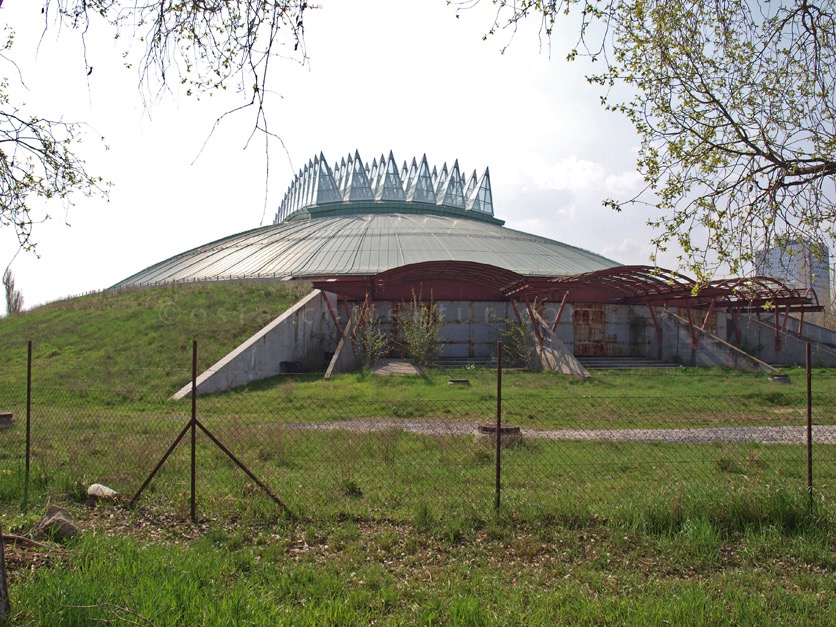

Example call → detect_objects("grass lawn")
3 498 834 625
0 284 833 624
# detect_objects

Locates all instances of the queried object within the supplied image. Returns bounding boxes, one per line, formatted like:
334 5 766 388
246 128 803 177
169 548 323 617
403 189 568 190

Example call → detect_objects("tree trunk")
0 522 9 620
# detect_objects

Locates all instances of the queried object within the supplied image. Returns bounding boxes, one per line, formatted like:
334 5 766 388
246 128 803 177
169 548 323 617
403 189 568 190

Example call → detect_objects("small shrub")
413 501 435 531
351 303 391 370
375 428 402 463
341 478 363 498
493 315 533 368
716 456 744 474
395 291 444 368
470 445 493 466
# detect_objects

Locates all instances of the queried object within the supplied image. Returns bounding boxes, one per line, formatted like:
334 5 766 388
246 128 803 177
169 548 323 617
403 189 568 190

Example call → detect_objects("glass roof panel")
345 151 374 202
466 168 494 215
412 155 436 204
378 152 407 201
441 160 466 208
315 153 342 204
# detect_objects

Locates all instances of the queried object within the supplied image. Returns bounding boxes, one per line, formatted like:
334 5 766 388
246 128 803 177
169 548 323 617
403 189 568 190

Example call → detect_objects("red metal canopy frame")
305 261 821 314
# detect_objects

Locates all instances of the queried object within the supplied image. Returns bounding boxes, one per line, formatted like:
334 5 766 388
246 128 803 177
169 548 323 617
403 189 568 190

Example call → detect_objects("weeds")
394 290 444 368
350 303 391 370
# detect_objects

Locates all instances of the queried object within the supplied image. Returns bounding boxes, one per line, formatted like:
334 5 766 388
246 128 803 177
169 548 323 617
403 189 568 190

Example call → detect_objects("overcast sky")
2 0 663 308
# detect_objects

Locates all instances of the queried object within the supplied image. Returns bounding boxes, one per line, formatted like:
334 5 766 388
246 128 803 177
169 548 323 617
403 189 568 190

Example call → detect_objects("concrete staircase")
433 356 495 369
575 356 680 370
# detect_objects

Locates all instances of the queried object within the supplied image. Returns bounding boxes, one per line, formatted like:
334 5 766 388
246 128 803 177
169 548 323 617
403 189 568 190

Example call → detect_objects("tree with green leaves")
2 267 22 315
470 0 836 282
2 1 308 252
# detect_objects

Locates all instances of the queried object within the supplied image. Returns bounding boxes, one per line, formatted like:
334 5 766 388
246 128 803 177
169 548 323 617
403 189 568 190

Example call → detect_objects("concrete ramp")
529 310 590 378
660 310 777 372
172 289 338 398
735 314 836 367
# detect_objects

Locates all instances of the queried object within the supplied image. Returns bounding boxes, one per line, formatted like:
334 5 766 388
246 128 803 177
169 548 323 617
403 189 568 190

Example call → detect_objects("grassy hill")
0 282 312 397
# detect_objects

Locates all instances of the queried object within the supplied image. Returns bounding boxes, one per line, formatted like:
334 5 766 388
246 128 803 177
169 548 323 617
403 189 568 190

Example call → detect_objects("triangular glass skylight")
404 158 418 200
411 156 436 204
345 151 374 202
274 150 499 223
465 170 478 199
466 168 494 215
314 153 342 205
435 164 449 204
440 160 466 208
376 151 406 201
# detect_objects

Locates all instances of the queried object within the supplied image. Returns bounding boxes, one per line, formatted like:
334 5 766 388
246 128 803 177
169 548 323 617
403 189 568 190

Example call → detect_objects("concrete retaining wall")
659 310 775 371
172 290 338 398
730 314 836 367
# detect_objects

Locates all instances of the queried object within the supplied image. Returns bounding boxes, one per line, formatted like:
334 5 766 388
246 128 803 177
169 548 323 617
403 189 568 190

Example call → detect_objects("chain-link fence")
1 351 833 526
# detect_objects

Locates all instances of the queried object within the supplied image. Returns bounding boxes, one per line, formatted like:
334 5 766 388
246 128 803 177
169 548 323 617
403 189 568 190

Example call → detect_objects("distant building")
756 240 832 313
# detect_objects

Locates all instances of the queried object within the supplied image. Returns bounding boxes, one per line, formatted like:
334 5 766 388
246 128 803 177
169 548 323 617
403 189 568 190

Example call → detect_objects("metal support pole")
24 340 31 512
551 291 569 333
0 521 9 621
495 340 502 514
191 340 198 523
806 343 813 511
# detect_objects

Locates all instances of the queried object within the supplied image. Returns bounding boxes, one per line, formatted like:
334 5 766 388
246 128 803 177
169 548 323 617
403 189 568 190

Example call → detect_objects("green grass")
0 282 312 397
4 498 834 625
0 283 834 623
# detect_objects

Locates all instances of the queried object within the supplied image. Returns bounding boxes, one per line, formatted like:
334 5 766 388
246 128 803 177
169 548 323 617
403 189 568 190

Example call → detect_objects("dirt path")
281 419 836 445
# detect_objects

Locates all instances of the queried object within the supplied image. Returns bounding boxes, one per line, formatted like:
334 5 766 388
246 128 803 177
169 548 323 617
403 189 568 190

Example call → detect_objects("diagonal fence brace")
130 416 293 518
194 418 293 518
130 419 194 506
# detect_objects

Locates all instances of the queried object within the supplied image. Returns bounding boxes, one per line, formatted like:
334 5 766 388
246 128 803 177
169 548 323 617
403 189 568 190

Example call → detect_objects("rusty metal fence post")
806 342 813 511
191 339 197 523
495 340 502 514
0 521 9 620
23 340 31 513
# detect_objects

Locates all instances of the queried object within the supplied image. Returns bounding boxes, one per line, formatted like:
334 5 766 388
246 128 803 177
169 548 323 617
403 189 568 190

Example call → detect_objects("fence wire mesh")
1 365 833 524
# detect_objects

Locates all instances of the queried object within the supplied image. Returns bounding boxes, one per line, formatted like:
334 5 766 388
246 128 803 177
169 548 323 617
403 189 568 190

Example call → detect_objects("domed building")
114 150 829 394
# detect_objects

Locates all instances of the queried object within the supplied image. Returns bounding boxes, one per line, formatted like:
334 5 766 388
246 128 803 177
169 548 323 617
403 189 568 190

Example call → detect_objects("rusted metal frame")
551 291 569 333
510 299 523 324
685 302 699 350
729 308 742 345
798 310 805 337
322 293 344 336
194 418 293 517
774 309 783 352
351 293 371 342
647 304 663 345
524 295 545 349
342 299 353 324
701 300 716 331
781 305 791 334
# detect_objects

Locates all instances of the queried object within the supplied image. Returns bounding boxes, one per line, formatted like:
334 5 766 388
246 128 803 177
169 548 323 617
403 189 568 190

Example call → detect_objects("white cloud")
532 156 606 194
605 170 644 197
